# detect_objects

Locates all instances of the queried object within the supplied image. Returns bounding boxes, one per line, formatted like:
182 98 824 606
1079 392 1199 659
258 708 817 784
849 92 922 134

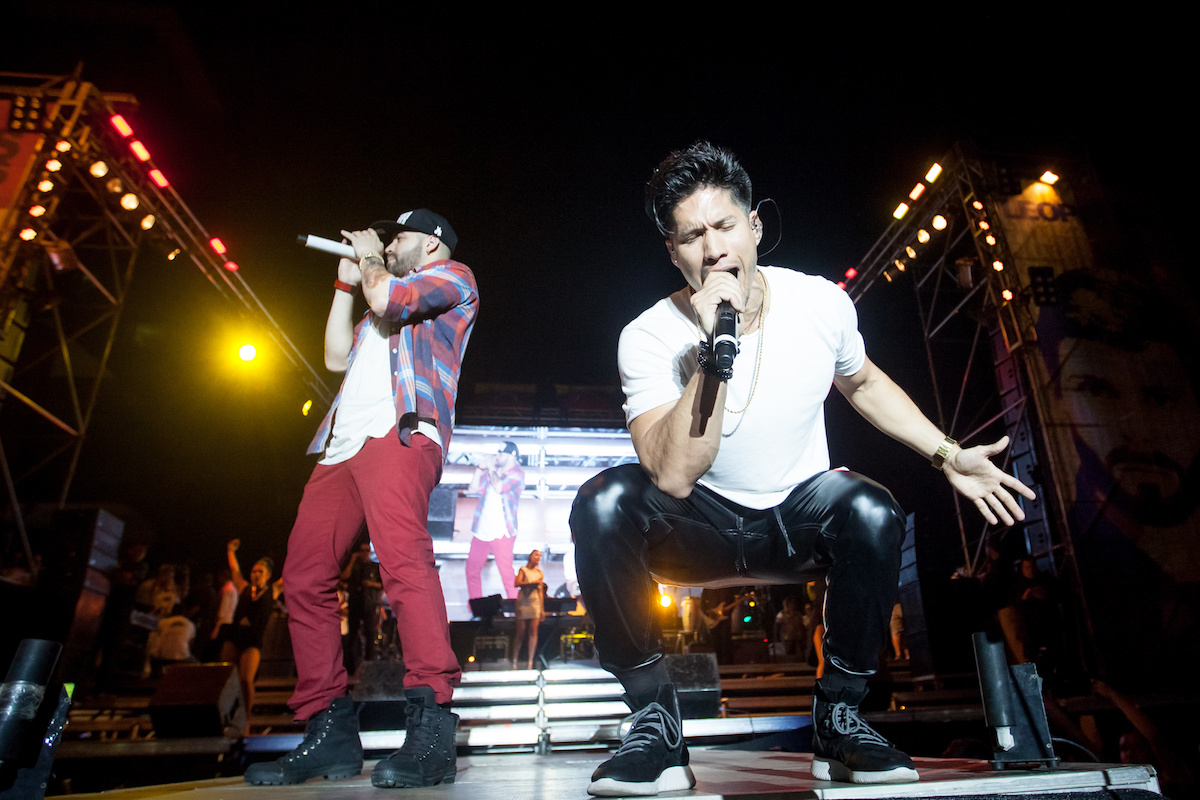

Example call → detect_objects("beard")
385 243 421 277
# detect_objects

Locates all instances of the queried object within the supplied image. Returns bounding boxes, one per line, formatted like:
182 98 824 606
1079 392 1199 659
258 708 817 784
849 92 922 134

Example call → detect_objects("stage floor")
62 750 1160 799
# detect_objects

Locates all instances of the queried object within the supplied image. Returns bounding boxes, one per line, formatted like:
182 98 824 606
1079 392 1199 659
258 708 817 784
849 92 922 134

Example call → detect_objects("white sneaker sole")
587 765 697 796
812 757 919 784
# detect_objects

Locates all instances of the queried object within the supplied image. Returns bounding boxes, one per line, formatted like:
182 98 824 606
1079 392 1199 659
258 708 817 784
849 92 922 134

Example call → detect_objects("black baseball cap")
498 441 520 458
370 209 458 253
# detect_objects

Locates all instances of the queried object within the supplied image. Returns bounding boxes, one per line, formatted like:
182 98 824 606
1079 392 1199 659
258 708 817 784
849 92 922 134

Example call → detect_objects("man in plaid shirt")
246 209 476 789
465 441 525 600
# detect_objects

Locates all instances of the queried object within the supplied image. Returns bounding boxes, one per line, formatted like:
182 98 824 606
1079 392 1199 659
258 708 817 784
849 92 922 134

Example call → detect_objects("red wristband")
334 279 356 294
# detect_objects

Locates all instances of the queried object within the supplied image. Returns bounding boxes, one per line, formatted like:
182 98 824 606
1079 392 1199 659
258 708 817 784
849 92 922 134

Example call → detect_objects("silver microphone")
297 234 356 259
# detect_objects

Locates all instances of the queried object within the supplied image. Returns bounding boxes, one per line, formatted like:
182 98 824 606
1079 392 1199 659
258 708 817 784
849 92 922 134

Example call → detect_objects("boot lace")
399 701 438 755
827 702 893 748
614 700 682 755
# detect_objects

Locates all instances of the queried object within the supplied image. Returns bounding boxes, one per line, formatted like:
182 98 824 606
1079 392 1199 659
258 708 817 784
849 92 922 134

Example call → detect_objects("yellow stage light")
894 259 907 272
105 177 123 193
37 179 54 192
917 229 930 244
659 594 672 608
905 246 916 259
972 200 984 211
149 169 169 188
29 204 46 217
239 344 257 361
302 399 313 416
120 193 139 210
55 140 71 152
932 215 947 230
140 214 156 230
19 228 37 241
45 158 62 172
909 183 925 201
893 203 909 219
1002 289 1014 301
992 260 1004 272
985 234 997 246
89 161 109 178
1040 170 1059 185
110 114 133 137
167 248 181 261
130 140 151 161
978 220 990 231
925 163 942 183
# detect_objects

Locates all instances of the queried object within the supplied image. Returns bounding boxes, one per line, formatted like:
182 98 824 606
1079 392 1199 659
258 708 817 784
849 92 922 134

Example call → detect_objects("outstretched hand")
943 435 1035 526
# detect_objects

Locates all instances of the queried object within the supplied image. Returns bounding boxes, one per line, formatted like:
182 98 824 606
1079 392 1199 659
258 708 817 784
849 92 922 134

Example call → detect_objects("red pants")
465 534 518 599
284 432 461 720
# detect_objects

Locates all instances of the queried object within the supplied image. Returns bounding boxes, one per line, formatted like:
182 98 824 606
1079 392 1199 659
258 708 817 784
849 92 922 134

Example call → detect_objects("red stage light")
110 115 134 137
149 169 169 188
844 267 858 279
837 281 846 290
130 141 151 161
209 237 227 255
224 261 239 272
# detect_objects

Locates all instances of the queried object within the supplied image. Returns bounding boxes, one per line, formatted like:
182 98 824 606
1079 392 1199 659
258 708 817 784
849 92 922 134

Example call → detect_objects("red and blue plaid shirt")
307 259 478 461
471 465 524 538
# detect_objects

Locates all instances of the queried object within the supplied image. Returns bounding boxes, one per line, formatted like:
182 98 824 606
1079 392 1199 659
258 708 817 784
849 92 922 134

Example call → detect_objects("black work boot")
244 696 363 784
371 686 458 788
810 685 918 784
588 683 696 797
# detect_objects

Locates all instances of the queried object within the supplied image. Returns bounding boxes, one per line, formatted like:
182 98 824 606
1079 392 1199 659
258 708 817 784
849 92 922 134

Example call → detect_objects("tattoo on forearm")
361 257 389 290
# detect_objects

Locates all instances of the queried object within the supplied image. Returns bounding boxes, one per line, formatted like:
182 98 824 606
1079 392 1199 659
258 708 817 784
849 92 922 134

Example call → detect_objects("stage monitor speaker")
663 653 720 719
149 663 246 738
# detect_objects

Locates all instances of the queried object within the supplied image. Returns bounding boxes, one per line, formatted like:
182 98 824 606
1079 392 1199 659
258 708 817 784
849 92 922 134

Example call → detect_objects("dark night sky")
5 4 1187 571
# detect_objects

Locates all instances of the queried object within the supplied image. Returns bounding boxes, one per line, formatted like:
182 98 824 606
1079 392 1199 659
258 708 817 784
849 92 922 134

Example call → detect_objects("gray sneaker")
588 684 696 797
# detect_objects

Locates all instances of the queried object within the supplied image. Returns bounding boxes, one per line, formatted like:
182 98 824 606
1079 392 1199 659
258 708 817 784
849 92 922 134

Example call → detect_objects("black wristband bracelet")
697 341 733 381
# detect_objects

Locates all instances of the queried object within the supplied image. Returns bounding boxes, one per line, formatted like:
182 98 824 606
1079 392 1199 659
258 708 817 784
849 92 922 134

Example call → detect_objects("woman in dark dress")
218 539 282 726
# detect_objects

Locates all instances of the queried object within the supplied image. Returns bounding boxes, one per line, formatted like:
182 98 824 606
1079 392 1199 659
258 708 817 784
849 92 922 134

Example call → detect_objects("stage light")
224 261 239 272
884 270 894 283
742 615 752 623
239 344 256 361
167 248 181 261
845 267 858 279
893 203 909 219
149 169 169 188
302 399 313 416
659 594 672 609
932 215 947 230
120 193 139 210
140 214 156 230
992 260 1004 272
89 160 109 178
917 229 930 244
1002 289 1014 301
1039 170 1059 185
45 158 62 172
110 114 133 137
978 220 990 231
105 177 123 193
894 259 906 272
985 234 997 246
29 204 46 217
905 246 917 258
209 237 227 255
37 179 54 192
925 163 942 183
19 228 37 241
837 281 846 290
909 183 925 201
54 140 71 153
972 200 984 211
130 140 151 161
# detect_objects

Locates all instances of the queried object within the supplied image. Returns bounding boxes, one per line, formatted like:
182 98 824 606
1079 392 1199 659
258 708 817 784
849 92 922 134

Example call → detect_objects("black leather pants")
570 464 905 682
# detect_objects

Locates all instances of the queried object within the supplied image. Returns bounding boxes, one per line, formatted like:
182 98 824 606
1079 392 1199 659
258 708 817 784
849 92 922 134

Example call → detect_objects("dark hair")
645 141 752 237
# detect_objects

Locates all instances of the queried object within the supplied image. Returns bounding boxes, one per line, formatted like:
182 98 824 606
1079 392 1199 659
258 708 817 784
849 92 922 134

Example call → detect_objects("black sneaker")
371 686 458 788
244 696 363 784
811 687 918 784
588 684 696 797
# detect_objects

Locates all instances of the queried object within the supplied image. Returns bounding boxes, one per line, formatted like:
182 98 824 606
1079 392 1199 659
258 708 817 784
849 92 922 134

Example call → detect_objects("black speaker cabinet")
149 663 246 737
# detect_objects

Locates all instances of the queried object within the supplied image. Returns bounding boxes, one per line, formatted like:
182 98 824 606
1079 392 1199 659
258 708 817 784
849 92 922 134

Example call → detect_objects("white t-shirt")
619 266 865 509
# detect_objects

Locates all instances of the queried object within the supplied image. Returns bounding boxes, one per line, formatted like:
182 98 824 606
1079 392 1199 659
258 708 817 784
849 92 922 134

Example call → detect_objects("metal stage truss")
0 69 331 577
844 143 1096 671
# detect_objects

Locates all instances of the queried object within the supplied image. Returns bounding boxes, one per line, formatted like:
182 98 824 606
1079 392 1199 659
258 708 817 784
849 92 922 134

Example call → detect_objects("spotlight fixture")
29 204 46 217
1002 289 1014 301
972 200 984 211
120 193 139 210
140 214 156 230
54 140 71 153
89 160 109 178
167 248 181 261
224 261 239 271
130 141 151 161
905 246 917 259
916 229 930 244
302 399 313 416
909 183 925 201
1039 171 1059 185
978 220 990 231
36 179 54 193
985 234 997 246
925 163 942 183
148 169 169 188
209 238 227 255
19 228 37 241
893 203 909 219
45 158 62 172
992 260 1004 272
844 267 858 279
105 177 123 194
932 215 947 230
110 114 134 137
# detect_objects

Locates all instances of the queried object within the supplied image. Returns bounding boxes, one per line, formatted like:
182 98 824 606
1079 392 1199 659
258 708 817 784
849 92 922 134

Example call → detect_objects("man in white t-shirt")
571 143 1035 796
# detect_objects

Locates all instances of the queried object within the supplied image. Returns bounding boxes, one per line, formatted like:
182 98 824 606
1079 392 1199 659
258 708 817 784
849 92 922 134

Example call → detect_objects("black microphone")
712 301 738 371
